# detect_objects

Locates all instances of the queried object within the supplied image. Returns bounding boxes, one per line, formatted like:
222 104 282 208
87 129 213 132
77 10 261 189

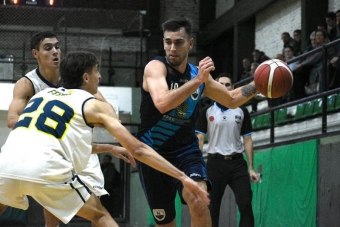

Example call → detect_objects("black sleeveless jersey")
137 56 205 158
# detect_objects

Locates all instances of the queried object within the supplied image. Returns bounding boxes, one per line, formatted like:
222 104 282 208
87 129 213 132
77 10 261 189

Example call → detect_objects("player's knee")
183 189 208 214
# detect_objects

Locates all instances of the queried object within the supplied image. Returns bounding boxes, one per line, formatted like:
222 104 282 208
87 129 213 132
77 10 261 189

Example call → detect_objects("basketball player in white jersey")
6 31 134 227
0 51 209 226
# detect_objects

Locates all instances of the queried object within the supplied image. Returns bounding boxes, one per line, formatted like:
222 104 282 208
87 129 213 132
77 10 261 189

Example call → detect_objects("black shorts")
137 149 211 225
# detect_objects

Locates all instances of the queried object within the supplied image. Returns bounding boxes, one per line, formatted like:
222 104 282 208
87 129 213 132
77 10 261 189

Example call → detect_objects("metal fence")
0 4 145 86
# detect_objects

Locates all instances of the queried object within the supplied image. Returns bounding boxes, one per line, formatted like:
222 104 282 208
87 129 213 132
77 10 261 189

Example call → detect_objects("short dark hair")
60 51 99 89
30 31 57 50
216 73 232 84
281 32 290 37
325 12 336 20
162 17 192 36
293 29 301 34
284 45 294 52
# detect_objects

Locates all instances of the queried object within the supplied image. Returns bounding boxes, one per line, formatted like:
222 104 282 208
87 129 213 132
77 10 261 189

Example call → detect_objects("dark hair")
325 12 336 20
30 31 57 50
284 45 294 52
216 73 232 84
60 51 99 89
281 32 290 37
162 17 192 36
293 29 301 34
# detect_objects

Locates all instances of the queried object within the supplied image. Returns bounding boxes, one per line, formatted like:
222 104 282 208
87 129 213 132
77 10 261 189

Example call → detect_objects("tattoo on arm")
241 84 257 97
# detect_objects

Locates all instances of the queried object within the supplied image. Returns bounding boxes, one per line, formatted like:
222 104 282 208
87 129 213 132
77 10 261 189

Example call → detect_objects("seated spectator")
327 10 340 89
275 53 284 61
293 29 302 56
325 12 337 41
281 32 299 56
239 58 252 81
252 49 270 64
284 46 298 71
336 10 340 38
305 31 318 52
292 29 334 99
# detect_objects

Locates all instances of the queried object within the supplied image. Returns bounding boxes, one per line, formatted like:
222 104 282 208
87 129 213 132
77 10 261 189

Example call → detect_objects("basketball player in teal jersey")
0 51 209 226
6 31 134 227
137 17 258 227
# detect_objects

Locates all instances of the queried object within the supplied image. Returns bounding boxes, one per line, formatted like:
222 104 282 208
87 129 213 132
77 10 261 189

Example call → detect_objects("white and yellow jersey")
0 87 94 184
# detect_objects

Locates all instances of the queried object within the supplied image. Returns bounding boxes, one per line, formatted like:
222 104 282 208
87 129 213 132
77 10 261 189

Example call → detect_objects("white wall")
329 0 340 12
255 0 301 58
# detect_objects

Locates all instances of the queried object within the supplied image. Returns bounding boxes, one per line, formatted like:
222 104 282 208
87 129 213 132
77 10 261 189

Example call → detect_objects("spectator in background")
306 31 318 52
239 58 252 81
325 12 337 41
293 29 302 56
275 53 284 61
281 32 299 56
336 10 340 38
284 46 298 71
327 10 340 89
293 29 333 99
101 155 122 216
252 49 269 64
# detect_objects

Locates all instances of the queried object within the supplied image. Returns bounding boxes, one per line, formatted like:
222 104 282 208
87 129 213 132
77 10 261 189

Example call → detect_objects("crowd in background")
239 10 340 113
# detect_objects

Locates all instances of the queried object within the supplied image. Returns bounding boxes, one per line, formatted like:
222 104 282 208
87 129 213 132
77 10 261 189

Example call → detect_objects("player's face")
163 28 193 69
87 64 101 94
218 77 233 91
33 38 61 69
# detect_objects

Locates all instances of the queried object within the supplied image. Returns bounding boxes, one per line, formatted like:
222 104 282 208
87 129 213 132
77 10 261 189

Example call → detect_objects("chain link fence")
0 4 146 86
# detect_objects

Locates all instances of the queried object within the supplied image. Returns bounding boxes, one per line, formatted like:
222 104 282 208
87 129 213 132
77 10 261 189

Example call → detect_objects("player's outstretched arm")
7 78 34 128
84 99 210 205
204 76 258 109
92 143 136 168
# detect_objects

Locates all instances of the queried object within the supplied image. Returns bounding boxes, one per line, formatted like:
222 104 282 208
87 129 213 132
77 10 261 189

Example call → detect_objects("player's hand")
196 57 215 84
249 169 259 183
181 177 210 205
109 145 137 168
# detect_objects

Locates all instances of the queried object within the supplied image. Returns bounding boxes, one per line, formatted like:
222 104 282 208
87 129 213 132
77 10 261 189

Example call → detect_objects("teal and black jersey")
137 56 205 158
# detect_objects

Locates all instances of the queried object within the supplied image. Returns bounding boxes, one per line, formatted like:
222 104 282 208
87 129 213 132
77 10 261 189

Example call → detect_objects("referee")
195 73 260 227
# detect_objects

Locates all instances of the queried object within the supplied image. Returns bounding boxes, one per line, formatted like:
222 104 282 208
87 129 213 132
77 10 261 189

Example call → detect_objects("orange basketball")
254 59 293 98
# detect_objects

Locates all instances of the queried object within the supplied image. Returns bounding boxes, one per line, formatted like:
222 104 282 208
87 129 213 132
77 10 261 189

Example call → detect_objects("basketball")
254 59 293 98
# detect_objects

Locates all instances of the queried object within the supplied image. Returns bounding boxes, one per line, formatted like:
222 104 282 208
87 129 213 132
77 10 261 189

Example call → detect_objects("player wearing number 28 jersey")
25 68 107 196
0 88 94 223
0 88 94 182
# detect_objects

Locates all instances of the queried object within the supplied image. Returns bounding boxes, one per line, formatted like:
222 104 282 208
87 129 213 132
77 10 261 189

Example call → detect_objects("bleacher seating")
251 93 340 130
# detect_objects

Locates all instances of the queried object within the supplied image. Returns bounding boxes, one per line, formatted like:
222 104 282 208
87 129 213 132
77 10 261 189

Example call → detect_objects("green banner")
250 140 318 227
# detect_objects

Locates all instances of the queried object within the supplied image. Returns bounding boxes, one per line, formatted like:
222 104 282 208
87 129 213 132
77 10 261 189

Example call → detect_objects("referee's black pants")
207 154 254 227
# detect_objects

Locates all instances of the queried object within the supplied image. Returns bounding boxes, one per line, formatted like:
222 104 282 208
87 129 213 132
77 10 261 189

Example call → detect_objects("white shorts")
0 175 91 224
79 154 108 196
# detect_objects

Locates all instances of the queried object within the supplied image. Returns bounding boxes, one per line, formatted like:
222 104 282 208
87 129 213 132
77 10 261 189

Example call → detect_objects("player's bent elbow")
7 120 15 129
154 103 168 114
